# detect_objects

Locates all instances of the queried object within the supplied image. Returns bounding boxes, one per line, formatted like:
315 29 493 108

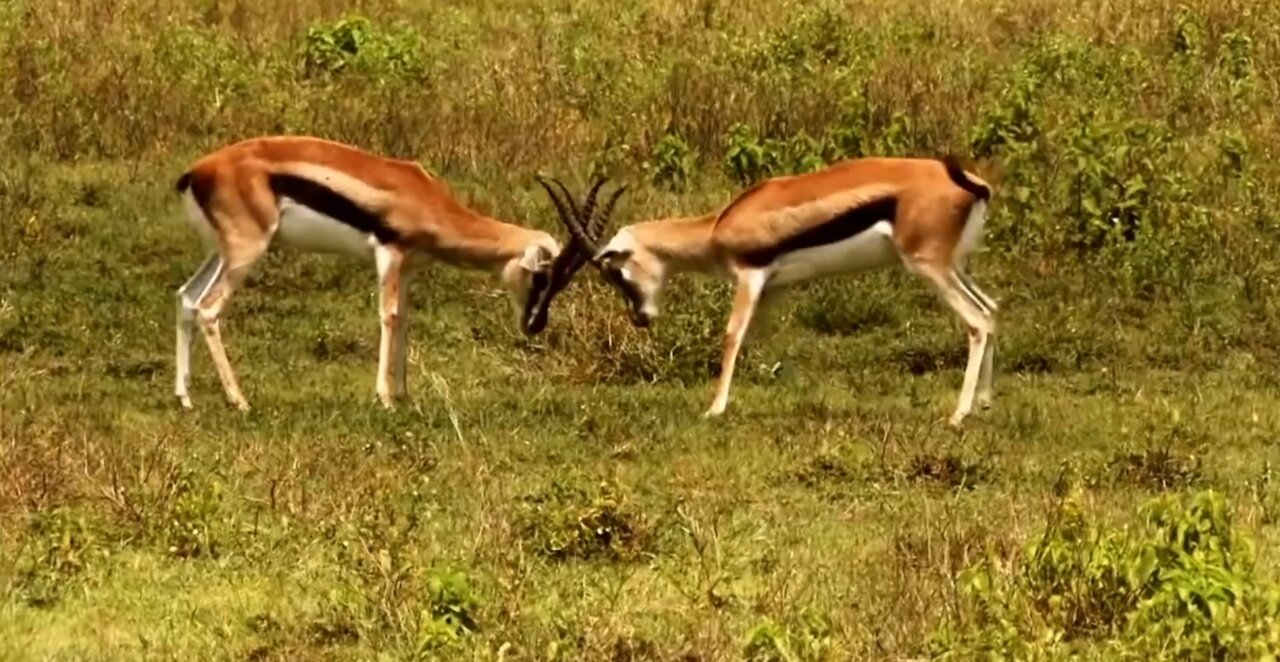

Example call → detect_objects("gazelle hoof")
948 412 968 428
178 395 194 410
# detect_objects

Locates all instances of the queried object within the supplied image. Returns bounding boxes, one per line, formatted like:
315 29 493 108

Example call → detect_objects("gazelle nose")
524 312 548 335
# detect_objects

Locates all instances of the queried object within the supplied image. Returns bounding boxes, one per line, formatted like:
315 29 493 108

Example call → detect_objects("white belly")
767 221 899 287
275 199 376 257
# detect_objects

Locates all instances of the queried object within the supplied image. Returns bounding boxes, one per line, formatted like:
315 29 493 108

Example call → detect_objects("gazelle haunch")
554 157 998 426
172 136 583 411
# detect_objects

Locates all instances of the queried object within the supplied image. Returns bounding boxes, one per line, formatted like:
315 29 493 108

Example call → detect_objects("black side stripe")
267 173 400 244
741 196 898 267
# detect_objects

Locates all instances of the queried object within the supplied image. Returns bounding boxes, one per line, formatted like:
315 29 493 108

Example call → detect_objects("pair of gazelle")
174 136 997 425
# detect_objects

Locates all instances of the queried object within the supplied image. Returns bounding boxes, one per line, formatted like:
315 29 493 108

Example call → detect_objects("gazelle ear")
518 245 552 272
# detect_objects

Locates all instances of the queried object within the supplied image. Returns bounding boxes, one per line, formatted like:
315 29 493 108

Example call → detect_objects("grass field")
5 0 1280 659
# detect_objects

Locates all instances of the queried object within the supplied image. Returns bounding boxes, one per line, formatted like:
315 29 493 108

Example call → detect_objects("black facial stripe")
603 268 645 312
268 173 400 244
741 196 898 267
522 271 551 331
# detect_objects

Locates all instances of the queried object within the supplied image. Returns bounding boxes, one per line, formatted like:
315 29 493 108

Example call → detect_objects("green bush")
933 490 1280 659
650 132 697 191
302 15 425 81
515 479 657 562
725 123 784 186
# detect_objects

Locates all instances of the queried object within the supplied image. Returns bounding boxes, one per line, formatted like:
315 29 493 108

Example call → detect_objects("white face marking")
767 221 899 287
597 228 638 259
276 199 377 258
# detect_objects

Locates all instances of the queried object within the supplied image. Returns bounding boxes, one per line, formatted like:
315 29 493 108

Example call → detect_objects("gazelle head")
541 178 666 328
502 237 558 335
520 176 628 335
588 229 666 328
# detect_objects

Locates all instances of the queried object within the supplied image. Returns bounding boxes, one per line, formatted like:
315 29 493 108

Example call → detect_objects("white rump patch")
181 190 219 248
955 200 988 261
275 198 377 257
767 220 899 287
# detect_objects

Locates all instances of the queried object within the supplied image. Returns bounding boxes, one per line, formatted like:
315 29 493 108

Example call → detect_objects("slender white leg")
706 270 768 417
174 254 223 409
193 235 269 412
910 263 992 427
957 269 998 409
195 263 256 412
375 245 406 408
392 272 411 399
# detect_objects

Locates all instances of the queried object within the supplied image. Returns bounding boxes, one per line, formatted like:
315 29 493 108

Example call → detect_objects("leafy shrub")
724 123 784 186
826 87 873 159
163 471 223 559
901 452 993 491
970 65 1042 158
302 15 425 80
1108 446 1204 491
650 131 697 191
933 490 1280 659
784 131 827 174
1059 114 1172 251
743 619 796 662
752 4 853 70
416 568 482 654
11 510 102 607
743 610 838 662
1172 6 1205 57
515 479 656 562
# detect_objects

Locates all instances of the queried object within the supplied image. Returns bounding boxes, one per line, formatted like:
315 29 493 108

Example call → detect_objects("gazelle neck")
406 203 552 272
629 212 720 275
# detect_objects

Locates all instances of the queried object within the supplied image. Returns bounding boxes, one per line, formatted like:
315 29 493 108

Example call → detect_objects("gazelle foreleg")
392 269 412 399
375 245 409 408
910 261 993 427
705 269 768 417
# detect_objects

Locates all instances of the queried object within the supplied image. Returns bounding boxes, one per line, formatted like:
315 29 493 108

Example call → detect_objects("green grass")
5 0 1280 659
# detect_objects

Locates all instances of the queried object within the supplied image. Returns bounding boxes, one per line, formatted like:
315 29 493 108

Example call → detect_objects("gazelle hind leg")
957 269 998 409
908 261 993 427
706 269 768 417
194 238 270 411
175 254 224 409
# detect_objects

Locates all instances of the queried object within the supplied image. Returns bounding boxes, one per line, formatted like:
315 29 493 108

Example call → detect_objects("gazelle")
172 136 600 411
551 157 998 426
